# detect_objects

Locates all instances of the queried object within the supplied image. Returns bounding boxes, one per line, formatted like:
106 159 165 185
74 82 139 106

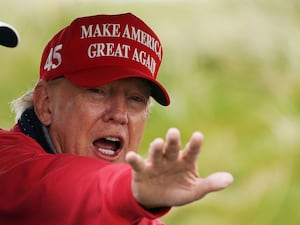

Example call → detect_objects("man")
0 21 19 47
0 13 233 225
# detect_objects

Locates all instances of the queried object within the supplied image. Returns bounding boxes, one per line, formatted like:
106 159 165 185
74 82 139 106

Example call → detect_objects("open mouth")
93 137 122 158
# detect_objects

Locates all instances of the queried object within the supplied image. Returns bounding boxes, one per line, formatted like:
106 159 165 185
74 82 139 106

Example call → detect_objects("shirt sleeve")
0 129 170 225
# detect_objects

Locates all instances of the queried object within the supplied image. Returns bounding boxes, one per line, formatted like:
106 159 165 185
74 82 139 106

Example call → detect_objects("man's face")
40 77 151 163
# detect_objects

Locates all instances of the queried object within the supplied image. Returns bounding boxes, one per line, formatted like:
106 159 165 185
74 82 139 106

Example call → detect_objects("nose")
102 95 128 125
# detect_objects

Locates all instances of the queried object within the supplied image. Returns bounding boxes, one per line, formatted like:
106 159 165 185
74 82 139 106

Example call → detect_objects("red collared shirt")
0 125 169 225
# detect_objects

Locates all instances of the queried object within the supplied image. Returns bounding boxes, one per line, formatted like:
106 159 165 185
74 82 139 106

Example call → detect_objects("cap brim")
0 22 19 47
64 66 170 106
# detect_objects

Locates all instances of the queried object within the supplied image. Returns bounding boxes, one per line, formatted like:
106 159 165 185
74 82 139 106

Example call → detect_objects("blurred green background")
1 0 300 224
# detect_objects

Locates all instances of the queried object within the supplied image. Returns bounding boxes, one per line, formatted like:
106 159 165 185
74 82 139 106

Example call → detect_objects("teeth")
104 137 120 142
98 148 115 155
95 137 120 156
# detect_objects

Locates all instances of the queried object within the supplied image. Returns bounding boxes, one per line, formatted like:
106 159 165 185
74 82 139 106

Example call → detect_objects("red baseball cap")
0 21 19 47
40 13 170 106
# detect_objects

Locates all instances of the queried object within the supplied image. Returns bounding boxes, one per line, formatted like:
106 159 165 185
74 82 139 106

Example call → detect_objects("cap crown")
40 13 170 105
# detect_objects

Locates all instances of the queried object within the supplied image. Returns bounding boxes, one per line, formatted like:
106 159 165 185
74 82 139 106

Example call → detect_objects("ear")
33 80 52 126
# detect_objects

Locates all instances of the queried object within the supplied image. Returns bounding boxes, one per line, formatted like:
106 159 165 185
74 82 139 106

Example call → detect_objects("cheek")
52 99 77 124
51 98 94 136
128 111 149 149
50 101 101 154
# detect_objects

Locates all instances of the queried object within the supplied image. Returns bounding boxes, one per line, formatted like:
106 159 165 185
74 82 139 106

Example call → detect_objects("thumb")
202 172 234 192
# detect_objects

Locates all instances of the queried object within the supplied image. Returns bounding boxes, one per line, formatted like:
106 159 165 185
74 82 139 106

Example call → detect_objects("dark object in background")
0 22 19 47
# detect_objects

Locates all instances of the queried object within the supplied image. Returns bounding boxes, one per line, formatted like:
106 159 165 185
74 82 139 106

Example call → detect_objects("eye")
130 95 144 102
84 87 107 102
128 94 149 106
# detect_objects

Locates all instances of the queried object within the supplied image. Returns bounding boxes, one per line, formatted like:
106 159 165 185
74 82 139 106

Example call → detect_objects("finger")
126 151 145 173
148 138 164 167
164 128 181 161
190 172 234 202
182 131 203 164
201 172 234 193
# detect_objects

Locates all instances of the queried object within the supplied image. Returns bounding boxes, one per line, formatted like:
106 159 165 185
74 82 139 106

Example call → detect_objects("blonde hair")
10 88 34 122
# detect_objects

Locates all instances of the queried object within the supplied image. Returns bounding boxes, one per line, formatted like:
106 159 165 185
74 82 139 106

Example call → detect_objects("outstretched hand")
125 128 234 209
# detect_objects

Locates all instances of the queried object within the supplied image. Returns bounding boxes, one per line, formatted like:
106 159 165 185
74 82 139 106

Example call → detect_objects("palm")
126 128 233 209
